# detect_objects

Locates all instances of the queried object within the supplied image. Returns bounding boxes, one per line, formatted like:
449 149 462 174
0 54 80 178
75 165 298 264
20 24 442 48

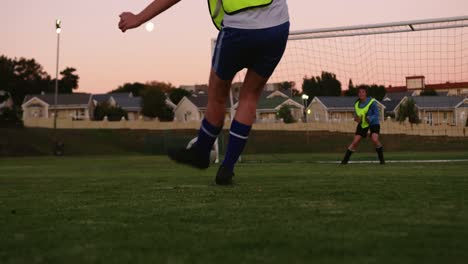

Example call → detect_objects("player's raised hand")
119 12 142 33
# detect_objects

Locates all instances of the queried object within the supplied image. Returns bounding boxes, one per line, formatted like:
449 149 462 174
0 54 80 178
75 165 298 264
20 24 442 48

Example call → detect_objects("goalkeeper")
341 86 385 165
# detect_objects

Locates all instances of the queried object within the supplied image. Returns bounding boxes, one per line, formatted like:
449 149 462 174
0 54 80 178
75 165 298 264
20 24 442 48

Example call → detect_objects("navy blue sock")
196 118 222 157
222 119 252 172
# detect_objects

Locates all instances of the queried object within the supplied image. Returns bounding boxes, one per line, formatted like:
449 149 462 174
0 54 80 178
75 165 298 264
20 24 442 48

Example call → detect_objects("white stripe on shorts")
213 30 225 72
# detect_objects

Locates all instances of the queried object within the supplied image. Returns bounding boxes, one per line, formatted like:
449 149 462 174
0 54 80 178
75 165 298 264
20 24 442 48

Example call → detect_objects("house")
307 96 385 123
22 93 93 120
111 96 142 121
91 93 141 120
254 90 304 123
388 76 468 96
174 93 237 122
381 91 415 118
397 96 468 126
0 91 14 111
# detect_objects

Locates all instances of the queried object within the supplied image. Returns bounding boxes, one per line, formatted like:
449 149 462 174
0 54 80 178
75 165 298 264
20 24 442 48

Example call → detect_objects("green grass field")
1 153 468 264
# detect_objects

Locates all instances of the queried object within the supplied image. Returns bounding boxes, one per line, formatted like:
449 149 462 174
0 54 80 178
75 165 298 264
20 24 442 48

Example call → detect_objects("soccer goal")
228 16 468 133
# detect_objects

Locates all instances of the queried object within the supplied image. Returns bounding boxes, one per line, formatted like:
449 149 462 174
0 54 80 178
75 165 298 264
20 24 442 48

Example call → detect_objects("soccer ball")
187 137 218 164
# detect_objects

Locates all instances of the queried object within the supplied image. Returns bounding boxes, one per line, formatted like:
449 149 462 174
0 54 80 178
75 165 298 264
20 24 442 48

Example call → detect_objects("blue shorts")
212 21 290 81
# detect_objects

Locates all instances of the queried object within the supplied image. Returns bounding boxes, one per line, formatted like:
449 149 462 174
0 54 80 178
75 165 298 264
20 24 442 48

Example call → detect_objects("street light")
302 94 309 123
53 19 64 155
54 19 61 131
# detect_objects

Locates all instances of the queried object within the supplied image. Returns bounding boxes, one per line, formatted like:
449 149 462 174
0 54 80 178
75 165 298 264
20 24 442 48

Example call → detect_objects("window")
314 112 319 121
427 112 433 125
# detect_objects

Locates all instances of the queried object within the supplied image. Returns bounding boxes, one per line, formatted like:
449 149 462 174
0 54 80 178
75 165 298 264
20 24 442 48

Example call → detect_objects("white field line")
317 160 468 164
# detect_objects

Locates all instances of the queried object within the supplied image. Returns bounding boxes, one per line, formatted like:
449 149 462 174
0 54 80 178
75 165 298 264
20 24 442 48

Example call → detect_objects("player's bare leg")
216 69 269 185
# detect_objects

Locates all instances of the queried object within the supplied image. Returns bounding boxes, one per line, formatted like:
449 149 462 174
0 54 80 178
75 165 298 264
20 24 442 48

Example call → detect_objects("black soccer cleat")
168 147 210 170
215 165 234 185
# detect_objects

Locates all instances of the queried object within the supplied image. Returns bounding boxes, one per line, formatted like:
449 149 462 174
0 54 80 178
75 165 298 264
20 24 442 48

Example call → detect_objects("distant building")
387 76 468 96
252 90 304 123
174 93 236 122
396 96 468 126
92 93 142 120
22 93 93 120
382 91 415 118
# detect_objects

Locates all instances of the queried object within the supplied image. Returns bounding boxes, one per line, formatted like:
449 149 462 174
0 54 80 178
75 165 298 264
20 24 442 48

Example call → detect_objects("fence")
23 118 467 137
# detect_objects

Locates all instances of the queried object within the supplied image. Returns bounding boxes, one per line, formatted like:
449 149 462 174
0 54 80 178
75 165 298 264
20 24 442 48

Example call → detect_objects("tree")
145 81 175 93
4 56 52 105
110 82 146 96
0 55 78 106
277 105 295 124
141 87 174 121
397 98 420 124
420 89 438 96
93 102 127 121
344 79 358 96
366 85 386 101
0 106 23 127
169 88 191 105
302 71 342 101
57 67 79 93
345 83 386 101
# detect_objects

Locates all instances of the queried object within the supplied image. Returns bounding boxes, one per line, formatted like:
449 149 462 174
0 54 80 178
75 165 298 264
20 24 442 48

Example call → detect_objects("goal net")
231 16 468 137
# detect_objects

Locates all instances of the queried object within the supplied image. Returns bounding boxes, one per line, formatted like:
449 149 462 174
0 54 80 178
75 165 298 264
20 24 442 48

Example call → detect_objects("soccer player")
341 86 385 165
118 0 290 185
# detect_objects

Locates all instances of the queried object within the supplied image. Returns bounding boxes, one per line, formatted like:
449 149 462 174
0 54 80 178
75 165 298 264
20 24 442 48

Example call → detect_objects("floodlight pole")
54 19 61 131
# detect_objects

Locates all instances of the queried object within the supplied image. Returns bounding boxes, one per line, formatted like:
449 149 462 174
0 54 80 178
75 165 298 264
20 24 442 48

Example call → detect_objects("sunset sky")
1 0 468 93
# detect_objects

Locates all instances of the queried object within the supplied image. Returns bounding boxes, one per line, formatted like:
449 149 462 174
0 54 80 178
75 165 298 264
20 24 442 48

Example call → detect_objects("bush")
397 98 420 124
93 102 128 121
277 105 296 124
0 107 23 128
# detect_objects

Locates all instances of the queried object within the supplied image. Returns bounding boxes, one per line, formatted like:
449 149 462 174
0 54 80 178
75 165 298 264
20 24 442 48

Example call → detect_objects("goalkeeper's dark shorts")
355 124 380 138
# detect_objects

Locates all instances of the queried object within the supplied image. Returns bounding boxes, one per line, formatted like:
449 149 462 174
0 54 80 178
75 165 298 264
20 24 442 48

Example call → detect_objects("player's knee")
371 137 379 145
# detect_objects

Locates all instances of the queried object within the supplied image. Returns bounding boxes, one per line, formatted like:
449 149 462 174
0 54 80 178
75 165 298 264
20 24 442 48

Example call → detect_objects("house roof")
92 93 132 103
382 100 401 112
257 97 289 110
386 86 408 93
23 93 91 106
255 91 302 110
314 96 358 109
410 96 465 109
384 91 413 101
113 96 142 111
425 82 468 90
